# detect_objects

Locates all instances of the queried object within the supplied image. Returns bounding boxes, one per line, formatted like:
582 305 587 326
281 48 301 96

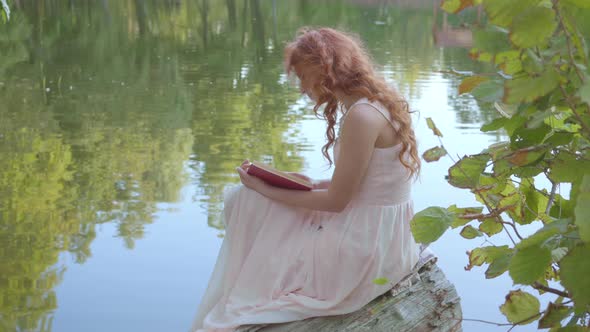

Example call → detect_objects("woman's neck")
336 91 365 111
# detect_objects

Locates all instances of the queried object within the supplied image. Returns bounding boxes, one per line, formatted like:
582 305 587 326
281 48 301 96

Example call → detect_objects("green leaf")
503 114 528 136
510 6 557 48
543 109 580 133
473 29 511 54
459 75 489 94
506 145 547 167
561 0 590 8
560 244 590 308
373 277 389 285
441 0 475 13
483 0 542 28
410 207 454 244
466 245 512 270
479 217 503 236
574 174 590 242
549 194 575 219
499 290 541 324
509 245 552 285
494 102 518 118
0 0 9 21
527 108 553 129
483 141 511 155
516 218 569 250
481 117 508 132
447 154 490 189
548 151 590 183
422 146 447 162
580 80 590 106
522 48 544 74
538 302 572 329
477 173 508 194
460 225 483 239
495 50 523 75
470 80 504 103
544 131 574 146
551 247 568 263
492 160 512 177
485 252 512 278
448 205 485 228
511 124 552 149
504 69 560 104
426 117 443 137
521 178 550 224
498 189 526 224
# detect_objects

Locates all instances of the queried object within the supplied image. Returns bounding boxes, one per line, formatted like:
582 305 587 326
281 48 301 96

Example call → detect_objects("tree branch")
559 84 590 135
533 282 571 298
545 180 558 215
553 0 585 84
501 220 524 240
450 153 518 246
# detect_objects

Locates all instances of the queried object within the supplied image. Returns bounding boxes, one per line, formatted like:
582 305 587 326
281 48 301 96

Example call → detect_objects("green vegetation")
412 0 590 329
1 0 9 22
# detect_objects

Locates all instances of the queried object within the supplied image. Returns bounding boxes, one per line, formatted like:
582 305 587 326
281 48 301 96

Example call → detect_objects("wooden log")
236 263 463 332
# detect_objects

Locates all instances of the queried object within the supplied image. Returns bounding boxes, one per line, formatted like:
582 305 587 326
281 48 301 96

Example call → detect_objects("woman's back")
334 98 412 207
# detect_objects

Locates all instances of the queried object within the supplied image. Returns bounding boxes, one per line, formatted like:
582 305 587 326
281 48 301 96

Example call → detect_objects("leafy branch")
411 0 590 329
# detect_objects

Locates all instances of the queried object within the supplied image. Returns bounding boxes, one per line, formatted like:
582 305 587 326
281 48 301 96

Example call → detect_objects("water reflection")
1 0 494 330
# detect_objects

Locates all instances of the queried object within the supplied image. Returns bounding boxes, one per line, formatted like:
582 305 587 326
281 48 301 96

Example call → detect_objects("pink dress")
191 98 435 332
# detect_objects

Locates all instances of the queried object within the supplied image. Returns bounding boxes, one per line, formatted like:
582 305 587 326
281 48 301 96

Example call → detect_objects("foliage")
411 0 590 329
1 0 9 22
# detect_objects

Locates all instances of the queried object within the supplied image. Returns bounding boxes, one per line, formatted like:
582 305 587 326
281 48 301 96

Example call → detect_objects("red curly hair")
284 27 420 178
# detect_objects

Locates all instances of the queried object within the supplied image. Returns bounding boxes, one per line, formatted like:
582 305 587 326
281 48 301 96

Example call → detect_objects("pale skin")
236 65 401 213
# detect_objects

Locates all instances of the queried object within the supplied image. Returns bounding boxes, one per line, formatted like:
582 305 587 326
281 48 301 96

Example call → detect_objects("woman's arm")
313 179 331 190
236 104 385 212
286 171 331 190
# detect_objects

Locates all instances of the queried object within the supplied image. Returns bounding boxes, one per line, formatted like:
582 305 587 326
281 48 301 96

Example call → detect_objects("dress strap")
341 98 400 131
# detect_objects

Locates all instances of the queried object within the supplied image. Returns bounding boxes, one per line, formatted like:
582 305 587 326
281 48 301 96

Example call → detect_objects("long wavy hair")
284 27 420 178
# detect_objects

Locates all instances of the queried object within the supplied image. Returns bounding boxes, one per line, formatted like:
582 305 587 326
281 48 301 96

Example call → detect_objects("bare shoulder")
341 102 388 133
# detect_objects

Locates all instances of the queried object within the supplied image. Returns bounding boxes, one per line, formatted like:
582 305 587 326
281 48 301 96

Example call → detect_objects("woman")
191 27 435 332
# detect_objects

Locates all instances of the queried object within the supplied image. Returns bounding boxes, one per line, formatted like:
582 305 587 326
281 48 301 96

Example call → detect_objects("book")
246 161 313 191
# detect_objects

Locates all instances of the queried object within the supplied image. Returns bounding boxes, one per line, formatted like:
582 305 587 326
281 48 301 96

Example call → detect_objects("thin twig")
546 180 558 215
461 318 513 326
405 294 547 331
553 0 585 84
506 310 545 332
480 238 498 247
501 220 524 240
533 282 570 298
401 294 515 327
458 205 513 220
501 224 517 246
450 151 518 246
510 178 552 197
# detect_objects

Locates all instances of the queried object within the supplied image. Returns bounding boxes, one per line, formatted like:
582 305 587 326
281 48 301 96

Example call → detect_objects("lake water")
0 1 553 331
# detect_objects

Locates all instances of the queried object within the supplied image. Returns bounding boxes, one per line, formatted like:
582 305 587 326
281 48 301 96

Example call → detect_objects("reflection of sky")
53 72 547 332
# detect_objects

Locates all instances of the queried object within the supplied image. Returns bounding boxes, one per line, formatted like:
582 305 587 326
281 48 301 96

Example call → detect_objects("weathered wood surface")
236 263 463 332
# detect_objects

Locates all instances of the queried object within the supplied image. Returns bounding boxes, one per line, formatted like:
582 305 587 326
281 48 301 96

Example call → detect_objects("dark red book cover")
247 161 313 191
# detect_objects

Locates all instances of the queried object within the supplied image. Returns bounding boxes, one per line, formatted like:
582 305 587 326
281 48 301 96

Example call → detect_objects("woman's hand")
236 159 267 191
